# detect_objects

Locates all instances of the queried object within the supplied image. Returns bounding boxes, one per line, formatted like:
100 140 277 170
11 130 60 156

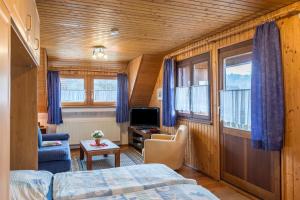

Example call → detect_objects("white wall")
41 108 129 145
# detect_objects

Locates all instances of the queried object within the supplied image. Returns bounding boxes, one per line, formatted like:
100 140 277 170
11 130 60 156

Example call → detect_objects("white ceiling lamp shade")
92 45 108 59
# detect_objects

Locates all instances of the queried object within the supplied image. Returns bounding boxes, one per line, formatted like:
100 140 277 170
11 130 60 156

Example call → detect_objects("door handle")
26 15 32 31
34 38 39 50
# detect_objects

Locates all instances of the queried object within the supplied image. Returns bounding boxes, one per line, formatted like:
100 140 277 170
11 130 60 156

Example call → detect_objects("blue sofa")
38 128 71 174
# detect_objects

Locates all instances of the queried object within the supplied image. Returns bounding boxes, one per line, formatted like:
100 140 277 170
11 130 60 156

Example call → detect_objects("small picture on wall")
157 88 162 100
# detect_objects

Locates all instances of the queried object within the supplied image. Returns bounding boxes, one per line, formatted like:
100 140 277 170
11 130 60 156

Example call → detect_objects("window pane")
192 61 209 116
221 90 251 131
61 78 85 102
175 87 190 113
191 86 209 116
177 66 190 87
93 79 117 102
222 52 252 130
193 61 208 86
225 55 252 90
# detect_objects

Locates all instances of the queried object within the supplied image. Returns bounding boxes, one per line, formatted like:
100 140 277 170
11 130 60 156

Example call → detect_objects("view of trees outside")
225 63 251 90
93 79 117 102
61 78 85 102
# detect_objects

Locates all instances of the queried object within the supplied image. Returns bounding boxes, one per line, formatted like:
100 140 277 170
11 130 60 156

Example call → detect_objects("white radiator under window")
57 117 121 145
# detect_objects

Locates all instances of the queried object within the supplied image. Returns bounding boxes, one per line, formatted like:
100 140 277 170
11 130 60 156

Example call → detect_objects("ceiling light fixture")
92 46 108 59
110 28 119 36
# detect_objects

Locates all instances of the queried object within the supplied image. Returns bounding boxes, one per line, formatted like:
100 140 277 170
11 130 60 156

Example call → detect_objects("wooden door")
0 1 11 199
219 40 281 200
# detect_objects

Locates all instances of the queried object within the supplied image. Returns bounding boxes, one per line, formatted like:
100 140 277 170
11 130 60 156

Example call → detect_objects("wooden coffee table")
80 139 120 170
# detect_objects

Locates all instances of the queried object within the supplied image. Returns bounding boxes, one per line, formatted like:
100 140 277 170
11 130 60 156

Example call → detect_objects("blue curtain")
47 71 63 125
251 21 284 151
162 58 176 127
116 73 129 123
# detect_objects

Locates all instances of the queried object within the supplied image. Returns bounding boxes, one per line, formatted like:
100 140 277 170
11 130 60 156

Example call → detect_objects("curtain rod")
167 7 300 59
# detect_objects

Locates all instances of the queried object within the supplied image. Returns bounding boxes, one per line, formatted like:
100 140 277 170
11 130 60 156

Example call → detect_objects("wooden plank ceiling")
37 0 297 62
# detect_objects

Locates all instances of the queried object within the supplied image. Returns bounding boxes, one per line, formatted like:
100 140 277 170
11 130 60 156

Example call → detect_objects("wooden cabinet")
128 127 162 152
32 8 40 63
4 0 40 65
0 1 11 199
0 0 38 195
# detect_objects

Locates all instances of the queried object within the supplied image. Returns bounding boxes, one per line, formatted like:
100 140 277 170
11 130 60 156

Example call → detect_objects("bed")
87 184 218 200
10 164 219 200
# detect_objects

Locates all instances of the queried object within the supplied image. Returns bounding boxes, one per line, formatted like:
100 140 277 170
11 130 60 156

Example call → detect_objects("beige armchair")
143 125 188 170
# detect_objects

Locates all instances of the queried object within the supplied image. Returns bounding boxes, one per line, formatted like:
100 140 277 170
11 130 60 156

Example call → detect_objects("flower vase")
95 138 101 145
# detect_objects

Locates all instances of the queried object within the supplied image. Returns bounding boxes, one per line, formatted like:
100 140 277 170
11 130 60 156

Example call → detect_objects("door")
219 40 281 200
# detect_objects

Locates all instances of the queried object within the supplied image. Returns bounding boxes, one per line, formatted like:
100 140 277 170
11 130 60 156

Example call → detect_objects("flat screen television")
130 107 160 128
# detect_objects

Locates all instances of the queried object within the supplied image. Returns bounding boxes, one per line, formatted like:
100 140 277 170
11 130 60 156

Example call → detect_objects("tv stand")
128 126 161 152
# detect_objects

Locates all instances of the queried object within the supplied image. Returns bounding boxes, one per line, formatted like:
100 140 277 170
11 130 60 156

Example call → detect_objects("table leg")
115 150 120 167
80 145 84 160
87 155 92 170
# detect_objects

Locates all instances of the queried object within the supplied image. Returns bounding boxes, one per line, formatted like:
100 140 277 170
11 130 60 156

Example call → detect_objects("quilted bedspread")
88 184 219 200
53 164 197 200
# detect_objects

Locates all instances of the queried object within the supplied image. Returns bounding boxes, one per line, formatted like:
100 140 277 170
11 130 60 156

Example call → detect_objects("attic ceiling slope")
37 0 297 62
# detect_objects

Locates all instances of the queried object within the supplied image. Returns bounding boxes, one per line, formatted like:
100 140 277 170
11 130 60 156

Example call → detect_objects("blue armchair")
38 128 71 174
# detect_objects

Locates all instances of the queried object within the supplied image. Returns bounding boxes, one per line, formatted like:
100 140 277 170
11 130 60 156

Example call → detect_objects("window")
93 79 117 103
191 61 209 116
176 63 190 113
61 78 85 103
220 41 252 131
175 52 211 121
60 75 117 107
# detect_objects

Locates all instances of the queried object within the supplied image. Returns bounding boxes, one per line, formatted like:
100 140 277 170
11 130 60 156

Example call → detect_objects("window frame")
175 52 212 123
60 74 117 108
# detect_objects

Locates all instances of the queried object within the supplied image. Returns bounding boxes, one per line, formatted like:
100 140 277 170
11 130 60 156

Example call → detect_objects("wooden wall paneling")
10 27 38 170
129 54 163 107
279 14 300 200
58 70 118 77
127 55 142 99
0 1 11 199
149 2 300 185
149 64 163 108
37 48 48 113
48 58 128 73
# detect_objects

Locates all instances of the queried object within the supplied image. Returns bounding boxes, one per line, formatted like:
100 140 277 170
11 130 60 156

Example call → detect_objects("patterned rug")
72 148 144 171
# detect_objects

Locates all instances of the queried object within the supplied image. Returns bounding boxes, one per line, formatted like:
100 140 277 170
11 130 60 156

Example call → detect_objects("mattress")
53 164 197 200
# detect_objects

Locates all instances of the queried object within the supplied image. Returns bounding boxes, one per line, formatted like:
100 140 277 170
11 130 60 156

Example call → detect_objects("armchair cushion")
42 133 70 141
151 134 174 140
38 140 70 162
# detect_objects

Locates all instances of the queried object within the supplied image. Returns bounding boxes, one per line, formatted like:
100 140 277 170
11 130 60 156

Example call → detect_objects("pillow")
10 170 53 200
38 127 43 148
42 141 62 147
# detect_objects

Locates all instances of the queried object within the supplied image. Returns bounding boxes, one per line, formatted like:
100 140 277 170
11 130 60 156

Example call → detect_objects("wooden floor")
71 146 256 200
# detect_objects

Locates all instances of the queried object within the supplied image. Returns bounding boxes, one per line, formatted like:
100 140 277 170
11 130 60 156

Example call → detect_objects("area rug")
72 148 143 171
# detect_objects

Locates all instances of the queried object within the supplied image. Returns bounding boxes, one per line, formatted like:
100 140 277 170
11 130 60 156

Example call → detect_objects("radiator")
57 117 121 145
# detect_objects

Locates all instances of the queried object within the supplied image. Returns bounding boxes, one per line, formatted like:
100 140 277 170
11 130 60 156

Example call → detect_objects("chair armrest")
151 134 174 140
42 133 69 141
38 148 70 162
